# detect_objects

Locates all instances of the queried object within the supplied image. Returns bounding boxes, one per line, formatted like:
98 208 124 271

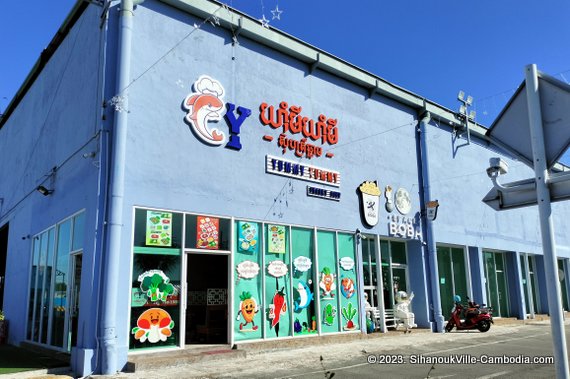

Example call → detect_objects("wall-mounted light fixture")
36 185 54 196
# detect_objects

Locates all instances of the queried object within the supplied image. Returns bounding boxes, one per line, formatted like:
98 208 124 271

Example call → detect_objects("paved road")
91 322 564 379
271 323 557 379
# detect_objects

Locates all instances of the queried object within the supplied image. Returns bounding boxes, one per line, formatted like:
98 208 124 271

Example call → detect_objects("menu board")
267 224 286 254
196 216 219 249
146 211 172 246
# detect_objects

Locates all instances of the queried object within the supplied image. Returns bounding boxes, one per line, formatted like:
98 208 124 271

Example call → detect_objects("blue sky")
2 0 569 161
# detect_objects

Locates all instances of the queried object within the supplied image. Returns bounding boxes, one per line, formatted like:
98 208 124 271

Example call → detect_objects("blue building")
1 0 569 376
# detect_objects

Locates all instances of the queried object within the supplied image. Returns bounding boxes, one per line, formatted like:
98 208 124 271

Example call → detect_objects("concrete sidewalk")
9 319 558 379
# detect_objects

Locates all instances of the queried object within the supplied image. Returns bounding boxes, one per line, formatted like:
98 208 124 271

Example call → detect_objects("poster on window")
267 224 286 254
146 211 172 246
238 221 259 253
196 216 219 249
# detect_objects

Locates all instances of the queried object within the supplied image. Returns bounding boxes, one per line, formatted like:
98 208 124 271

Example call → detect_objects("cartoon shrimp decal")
131 308 174 344
183 75 226 145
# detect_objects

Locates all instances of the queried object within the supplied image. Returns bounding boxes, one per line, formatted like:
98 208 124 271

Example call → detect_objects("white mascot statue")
395 291 417 333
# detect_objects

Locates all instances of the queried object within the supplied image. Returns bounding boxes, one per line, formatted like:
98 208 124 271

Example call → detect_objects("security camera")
486 157 508 178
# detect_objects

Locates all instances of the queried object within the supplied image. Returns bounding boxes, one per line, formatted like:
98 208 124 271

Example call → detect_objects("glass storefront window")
26 211 85 350
233 221 263 342
380 240 408 310
337 233 359 332
71 213 84 252
130 209 182 350
483 250 510 317
51 220 71 348
317 230 340 334
264 224 291 338
185 214 231 251
133 209 182 252
391 242 407 265
291 227 316 336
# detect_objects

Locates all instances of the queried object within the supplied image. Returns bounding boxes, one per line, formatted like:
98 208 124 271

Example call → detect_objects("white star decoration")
271 5 283 20
260 14 270 28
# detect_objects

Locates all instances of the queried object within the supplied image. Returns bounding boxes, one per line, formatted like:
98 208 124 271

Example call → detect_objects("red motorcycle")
445 296 493 333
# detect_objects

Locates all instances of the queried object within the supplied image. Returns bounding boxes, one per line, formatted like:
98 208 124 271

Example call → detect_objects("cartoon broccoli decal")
139 270 175 302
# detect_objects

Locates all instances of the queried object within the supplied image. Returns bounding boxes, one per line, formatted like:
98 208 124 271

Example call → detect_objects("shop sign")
183 75 251 150
293 256 312 273
267 260 289 278
339 257 355 271
358 181 381 227
260 101 338 159
236 260 260 279
395 187 412 215
426 200 440 221
384 185 394 212
388 215 422 240
145 211 172 247
266 155 341 187
307 185 341 201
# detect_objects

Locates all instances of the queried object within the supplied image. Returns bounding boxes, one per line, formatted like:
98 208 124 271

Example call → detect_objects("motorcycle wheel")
445 322 454 332
477 320 491 332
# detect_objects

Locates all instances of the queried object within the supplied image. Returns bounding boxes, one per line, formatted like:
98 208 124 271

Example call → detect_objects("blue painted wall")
0 4 103 367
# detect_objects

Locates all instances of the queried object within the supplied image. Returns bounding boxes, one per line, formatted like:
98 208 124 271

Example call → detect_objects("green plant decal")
342 303 357 329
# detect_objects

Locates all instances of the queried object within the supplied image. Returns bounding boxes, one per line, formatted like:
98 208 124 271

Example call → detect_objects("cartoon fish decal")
183 75 226 145
294 280 314 312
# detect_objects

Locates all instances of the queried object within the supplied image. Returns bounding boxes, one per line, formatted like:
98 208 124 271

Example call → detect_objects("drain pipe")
418 111 444 332
100 0 141 374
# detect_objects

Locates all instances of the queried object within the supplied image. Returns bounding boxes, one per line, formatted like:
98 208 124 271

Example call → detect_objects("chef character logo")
359 181 381 227
183 75 252 150
184 75 226 145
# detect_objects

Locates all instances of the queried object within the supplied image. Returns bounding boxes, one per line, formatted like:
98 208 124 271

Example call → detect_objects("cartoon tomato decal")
131 308 174 343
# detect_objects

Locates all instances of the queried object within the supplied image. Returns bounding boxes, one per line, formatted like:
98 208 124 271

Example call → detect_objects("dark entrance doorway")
0 223 8 310
185 254 228 344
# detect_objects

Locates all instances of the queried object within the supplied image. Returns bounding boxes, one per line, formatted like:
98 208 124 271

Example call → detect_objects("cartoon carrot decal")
236 291 259 331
